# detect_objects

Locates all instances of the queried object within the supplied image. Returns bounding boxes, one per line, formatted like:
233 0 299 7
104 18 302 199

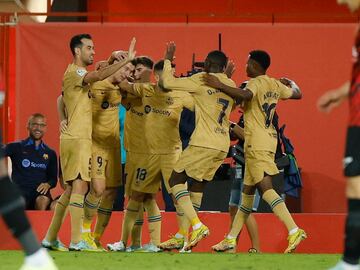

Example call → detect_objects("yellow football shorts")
125 151 180 195
91 143 122 188
173 145 227 182
60 139 91 182
244 150 279 186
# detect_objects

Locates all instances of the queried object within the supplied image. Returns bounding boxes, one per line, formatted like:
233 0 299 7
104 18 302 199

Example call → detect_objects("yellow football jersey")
140 85 194 154
162 60 236 153
122 83 155 153
61 63 92 140
91 79 122 148
243 75 293 152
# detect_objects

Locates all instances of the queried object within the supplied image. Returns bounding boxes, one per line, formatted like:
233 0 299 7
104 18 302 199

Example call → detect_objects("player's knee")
169 171 187 188
346 176 360 198
71 179 89 195
243 185 256 195
35 195 51 210
102 188 117 200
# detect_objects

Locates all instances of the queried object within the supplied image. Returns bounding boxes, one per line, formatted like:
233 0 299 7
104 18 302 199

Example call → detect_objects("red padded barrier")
0 212 345 253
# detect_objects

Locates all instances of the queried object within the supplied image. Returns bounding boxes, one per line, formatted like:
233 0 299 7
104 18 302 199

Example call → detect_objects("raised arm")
83 38 136 84
317 81 350 113
202 74 253 101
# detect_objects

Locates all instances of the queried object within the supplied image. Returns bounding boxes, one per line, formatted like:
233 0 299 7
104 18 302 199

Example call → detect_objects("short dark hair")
133 56 154 69
27 113 45 126
206 50 228 70
153 60 176 73
249 50 271 71
70 34 92 56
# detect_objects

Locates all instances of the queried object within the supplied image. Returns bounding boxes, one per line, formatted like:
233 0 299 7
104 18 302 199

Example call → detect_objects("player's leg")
0 158 57 270
212 183 256 252
42 184 71 251
257 175 306 253
143 193 162 251
246 189 261 253
93 187 117 249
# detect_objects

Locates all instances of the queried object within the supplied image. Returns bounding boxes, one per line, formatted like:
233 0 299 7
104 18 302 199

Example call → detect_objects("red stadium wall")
0 212 346 253
14 22 354 213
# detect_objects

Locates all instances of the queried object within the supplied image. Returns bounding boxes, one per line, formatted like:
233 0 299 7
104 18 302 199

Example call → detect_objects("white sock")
175 233 184 239
338 260 359 270
192 222 202 231
82 228 91 233
289 227 299 236
25 248 52 267
227 234 236 240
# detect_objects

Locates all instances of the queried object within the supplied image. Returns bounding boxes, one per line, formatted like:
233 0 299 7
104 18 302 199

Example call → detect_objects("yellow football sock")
172 184 199 227
121 199 141 245
144 199 162 246
190 191 203 212
131 206 144 247
93 197 113 241
69 193 85 243
46 192 70 241
175 204 189 240
229 193 254 238
83 192 101 231
262 189 297 232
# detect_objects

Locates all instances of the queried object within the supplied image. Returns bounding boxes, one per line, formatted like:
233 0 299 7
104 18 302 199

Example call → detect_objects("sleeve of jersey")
278 81 293 99
131 83 155 97
161 60 199 92
46 150 58 188
245 78 258 97
67 69 88 89
3 143 14 157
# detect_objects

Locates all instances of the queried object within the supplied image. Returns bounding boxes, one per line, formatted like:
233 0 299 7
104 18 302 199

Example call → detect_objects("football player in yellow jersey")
160 42 237 251
81 61 136 250
42 34 136 252
107 56 155 252
204 50 306 253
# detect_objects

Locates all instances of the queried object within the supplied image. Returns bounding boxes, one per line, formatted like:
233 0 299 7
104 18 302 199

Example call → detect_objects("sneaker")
179 242 191 253
107 241 126 252
248 247 259 253
19 260 58 270
284 228 307 253
137 243 162 253
41 239 68 252
125 245 142 252
81 232 98 250
69 240 101 252
211 237 236 252
159 235 184 250
184 224 209 251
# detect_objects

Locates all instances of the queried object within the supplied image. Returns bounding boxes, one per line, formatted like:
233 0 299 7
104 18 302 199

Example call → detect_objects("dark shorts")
344 127 360 177
21 189 52 210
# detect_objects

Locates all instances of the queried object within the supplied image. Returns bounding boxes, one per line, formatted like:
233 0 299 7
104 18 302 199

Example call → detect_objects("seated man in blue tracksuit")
5 113 57 210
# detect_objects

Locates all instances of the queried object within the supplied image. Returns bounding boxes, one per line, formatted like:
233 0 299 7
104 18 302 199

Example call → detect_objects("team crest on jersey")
166 97 174 105
76 69 86 77
101 101 110 109
43 154 48 160
144 105 151 114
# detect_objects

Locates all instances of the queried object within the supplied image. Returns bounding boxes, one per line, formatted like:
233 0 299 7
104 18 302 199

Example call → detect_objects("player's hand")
225 60 236 78
127 37 137 61
202 74 223 89
164 41 176 62
37 183 51 195
317 90 344 113
60 120 68 133
279 77 293 87
95 60 109 70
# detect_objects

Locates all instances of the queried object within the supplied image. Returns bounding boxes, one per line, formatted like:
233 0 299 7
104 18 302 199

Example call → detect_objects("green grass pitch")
0 251 340 270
